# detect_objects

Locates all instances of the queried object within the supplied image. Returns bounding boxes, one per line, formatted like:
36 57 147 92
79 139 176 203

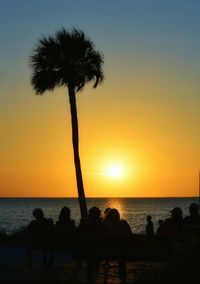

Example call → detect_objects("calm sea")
0 197 198 234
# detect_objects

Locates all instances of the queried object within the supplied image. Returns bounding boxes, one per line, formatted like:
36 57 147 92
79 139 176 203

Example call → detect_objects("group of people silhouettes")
27 206 131 283
27 206 75 267
145 203 200 241
26 203 200 284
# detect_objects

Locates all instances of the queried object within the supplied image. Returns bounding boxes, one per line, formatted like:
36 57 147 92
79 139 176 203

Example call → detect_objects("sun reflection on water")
104 198 125 219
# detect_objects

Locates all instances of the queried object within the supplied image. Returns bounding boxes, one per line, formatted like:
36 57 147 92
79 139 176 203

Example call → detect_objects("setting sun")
105 164 124 179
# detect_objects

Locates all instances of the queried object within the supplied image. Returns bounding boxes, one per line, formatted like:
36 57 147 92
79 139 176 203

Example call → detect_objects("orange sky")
1 78 199 197
0 1 200 197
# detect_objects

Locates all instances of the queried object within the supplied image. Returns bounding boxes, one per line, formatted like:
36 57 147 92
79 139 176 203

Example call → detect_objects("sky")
0 0 200 197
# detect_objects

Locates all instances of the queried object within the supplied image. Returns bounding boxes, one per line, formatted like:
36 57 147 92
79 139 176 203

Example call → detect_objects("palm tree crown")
30 28 104 94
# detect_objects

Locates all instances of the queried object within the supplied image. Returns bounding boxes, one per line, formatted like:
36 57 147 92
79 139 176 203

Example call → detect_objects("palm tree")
30 28 104 220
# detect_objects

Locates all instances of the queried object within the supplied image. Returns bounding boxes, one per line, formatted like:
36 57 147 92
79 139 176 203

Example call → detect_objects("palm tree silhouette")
30 28 104 219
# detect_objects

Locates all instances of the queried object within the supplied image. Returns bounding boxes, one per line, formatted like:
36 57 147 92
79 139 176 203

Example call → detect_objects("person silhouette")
157 219 164 236
103 208 132 234
78 206 105 284
162 207 184 239
27 208 54 266
183 203 200 239
146 215 154 238
54 206 75 251
103 208 132 283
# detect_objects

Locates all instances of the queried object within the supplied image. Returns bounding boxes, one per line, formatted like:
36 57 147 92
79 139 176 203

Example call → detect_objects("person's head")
104 208 120 226
158 219 164 226
146 215 152 222
88 206 101 221
104 207 111 216
189 203 199 216
170 207 183 219
33 208 44 220
59 206 71 222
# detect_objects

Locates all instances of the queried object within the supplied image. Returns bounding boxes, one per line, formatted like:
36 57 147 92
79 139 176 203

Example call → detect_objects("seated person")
27 208 54 266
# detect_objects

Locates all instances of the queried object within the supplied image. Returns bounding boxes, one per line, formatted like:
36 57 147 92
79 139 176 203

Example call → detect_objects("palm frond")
30 27 104 94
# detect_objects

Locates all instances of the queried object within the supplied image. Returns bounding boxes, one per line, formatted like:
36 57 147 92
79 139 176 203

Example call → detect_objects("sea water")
0 197 198 234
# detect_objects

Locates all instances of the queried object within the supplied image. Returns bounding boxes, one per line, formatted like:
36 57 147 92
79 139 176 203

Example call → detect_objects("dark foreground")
0 260 199 284
0 230 200 283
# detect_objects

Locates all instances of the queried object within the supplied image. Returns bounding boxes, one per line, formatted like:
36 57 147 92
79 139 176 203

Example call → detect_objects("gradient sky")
0 0 200 197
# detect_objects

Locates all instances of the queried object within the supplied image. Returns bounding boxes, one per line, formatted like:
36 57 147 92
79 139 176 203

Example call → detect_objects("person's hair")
33 208 44 220
89 206 101 220
59 206 71 222
104 207 111 216
189 203 199 215
103 208 120 226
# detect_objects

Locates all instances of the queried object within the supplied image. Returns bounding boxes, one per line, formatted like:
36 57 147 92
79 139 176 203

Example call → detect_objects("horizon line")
0 196 199 199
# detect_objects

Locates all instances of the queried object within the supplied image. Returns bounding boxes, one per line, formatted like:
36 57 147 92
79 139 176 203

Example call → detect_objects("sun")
105 164 124 178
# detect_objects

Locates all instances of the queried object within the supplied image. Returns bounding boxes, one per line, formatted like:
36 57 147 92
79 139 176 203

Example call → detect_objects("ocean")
0 197 198 234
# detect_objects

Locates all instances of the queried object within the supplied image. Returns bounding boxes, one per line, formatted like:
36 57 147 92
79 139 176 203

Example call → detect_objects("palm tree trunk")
68 85 88 220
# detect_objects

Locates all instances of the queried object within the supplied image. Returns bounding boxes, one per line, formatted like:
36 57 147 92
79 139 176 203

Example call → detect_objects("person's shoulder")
121 219 131 226
28 220 36 228
120 219 128 225
120 219 132 232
